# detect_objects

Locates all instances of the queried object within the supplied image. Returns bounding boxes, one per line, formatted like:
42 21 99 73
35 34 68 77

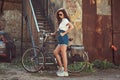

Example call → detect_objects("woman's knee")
53 49 59 56
53 50 56 55
53 46 60 55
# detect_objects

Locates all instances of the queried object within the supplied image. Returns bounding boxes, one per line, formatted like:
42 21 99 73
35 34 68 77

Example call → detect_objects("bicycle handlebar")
39 30 51 42
39 30 74 43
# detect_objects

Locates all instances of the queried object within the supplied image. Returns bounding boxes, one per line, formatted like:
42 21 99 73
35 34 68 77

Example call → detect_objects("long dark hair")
56 8 70 25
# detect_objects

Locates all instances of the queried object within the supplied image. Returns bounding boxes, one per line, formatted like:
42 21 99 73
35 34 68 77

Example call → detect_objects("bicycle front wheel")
22 47 44 73
68 50 89 73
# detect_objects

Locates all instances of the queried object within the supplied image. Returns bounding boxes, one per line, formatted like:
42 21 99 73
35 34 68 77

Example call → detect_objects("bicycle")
22 30 89 73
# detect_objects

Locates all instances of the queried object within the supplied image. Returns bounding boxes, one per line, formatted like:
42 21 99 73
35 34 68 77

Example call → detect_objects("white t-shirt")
59 18 69 31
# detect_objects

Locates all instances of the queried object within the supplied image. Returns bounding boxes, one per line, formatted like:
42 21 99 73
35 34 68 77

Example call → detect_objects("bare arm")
51 28 59 36
60 22 74 36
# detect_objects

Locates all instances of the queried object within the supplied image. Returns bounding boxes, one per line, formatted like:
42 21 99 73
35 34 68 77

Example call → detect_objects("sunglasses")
58 14 63 16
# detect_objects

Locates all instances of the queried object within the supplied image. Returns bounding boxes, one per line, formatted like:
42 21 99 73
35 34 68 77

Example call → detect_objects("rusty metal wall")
82 0 113 63
82 0 97 61
112 0 120 65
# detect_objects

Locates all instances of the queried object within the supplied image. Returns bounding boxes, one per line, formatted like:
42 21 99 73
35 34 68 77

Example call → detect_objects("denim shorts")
57 30 68 45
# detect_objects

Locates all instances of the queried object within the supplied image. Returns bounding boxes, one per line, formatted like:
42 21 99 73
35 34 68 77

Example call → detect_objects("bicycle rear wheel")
22 47 44 73
68 50 89 73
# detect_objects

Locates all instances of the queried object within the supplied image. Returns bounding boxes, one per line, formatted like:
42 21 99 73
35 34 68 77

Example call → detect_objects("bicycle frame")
22 30 89 73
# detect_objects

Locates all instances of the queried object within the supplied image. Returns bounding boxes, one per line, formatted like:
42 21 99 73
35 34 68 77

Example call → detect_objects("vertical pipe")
111 0 115 64
0 0 4 14
21 0 24 57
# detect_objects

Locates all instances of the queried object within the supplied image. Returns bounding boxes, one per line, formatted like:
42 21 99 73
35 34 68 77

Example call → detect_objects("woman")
51 8 74 76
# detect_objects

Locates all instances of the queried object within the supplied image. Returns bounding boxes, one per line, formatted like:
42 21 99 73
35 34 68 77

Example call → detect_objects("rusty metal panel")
96 15 112 62
113 34 120 64
112 0 120 64
82 0 97 61
112 0 120 32
82 0 113 62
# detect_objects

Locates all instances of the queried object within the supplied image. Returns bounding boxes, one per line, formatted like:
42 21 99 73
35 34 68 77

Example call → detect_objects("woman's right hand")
50 33 55 36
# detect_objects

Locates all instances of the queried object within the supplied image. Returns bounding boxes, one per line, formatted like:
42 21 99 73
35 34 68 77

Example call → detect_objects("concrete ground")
0 62 120 80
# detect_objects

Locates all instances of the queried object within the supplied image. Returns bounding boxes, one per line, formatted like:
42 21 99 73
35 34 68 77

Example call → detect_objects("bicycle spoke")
22 48 44 73
68 49 89 73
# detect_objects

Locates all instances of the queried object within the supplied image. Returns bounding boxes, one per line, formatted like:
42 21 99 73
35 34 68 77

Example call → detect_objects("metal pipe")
20 0 24 57
0 0 4 14
29 0 40 32
111 0 115 64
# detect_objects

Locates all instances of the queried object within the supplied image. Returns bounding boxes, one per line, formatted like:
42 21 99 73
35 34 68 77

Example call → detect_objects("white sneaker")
57 71 69 77
56 67 64 74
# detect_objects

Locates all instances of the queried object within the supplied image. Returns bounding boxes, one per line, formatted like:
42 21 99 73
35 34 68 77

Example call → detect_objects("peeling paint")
96 0 111 15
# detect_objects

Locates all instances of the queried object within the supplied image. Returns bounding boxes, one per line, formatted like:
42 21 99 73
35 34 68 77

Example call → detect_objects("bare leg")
61 45 68 72
54 45 63 68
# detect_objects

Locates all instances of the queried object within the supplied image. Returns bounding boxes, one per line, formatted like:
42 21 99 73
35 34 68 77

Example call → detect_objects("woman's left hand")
60 33 65 36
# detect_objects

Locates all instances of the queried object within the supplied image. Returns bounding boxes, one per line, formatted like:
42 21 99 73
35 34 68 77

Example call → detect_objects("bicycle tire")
68 50 89 73
22 47 44 73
